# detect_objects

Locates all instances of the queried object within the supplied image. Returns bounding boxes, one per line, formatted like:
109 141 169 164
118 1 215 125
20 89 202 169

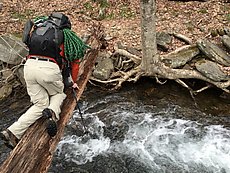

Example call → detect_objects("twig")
175 79 198 107
114 44 141 64
155 76 167 84
194 85 211 94
90 76 120 84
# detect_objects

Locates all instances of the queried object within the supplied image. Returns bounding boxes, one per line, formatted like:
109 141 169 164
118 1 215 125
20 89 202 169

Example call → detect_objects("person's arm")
61 43 80 89
70 59 80 89
71 59 80 83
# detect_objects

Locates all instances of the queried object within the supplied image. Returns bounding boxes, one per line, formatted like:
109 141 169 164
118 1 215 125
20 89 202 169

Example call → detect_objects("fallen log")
0 24 103 173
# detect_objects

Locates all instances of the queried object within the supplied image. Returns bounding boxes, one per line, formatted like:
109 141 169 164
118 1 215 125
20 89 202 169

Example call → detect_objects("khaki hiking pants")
8 59 66 139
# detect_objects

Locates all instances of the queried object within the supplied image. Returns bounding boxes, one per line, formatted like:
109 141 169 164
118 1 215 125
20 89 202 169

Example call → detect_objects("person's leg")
35 61 66 137
8 81 49 139
48 93 66 120
37 62 66 120
8 59 50 139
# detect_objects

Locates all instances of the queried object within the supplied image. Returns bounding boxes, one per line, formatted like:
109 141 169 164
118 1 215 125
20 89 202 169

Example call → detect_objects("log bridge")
0 24 103 173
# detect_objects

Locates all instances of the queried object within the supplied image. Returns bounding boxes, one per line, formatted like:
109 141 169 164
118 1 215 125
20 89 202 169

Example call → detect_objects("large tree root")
91 66 143 90
91 35 230 94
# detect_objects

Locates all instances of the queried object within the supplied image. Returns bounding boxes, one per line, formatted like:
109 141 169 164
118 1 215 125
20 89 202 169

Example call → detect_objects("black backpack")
22 12 71 66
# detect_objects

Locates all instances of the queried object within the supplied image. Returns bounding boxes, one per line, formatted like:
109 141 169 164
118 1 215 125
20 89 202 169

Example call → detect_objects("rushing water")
50 80 230 173
0 79 230 173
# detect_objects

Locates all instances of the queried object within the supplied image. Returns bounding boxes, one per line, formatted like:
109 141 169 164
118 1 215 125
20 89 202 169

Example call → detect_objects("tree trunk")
140 0 158 75
0 25 103 173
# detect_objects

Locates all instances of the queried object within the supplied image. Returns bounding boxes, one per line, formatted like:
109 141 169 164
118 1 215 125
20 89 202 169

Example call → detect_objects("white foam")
57 102 230 172
57 135 110 164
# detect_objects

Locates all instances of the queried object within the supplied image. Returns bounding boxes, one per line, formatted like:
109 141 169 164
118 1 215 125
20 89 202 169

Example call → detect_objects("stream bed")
0 79 230 173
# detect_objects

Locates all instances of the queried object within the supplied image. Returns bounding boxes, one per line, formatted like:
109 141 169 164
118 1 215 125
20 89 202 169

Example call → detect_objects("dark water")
0 79 230 172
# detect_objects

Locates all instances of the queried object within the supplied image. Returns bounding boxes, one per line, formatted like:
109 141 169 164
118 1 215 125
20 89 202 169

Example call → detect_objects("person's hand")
72 82 79 90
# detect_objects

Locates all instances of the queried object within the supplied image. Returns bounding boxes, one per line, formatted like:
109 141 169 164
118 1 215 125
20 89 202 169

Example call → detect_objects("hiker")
0 12 89 149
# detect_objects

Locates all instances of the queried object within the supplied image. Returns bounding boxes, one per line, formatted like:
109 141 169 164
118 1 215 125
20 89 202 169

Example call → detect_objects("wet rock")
154 154 185 173
195 59 229 82
68 167 89 173
125 156 155 173
0 35 28 65
93 154 128 173
160 44 200 68
103 122 129 142
93 51 114 80
197 39 230 66
189 163 219 173
49 158 91 173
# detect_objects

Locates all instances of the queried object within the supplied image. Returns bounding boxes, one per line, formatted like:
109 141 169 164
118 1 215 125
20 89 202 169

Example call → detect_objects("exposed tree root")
92 37 230 95
171 33 193 45
91 66 143 90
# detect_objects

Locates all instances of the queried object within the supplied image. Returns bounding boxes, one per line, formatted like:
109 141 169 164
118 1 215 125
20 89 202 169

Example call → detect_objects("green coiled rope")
63 29 90 62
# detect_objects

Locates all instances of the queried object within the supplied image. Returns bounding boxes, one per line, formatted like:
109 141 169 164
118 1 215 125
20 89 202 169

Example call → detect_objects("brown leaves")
0 0 229 53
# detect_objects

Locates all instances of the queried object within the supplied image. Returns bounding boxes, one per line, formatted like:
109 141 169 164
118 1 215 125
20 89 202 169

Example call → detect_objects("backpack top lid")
49 12 71 29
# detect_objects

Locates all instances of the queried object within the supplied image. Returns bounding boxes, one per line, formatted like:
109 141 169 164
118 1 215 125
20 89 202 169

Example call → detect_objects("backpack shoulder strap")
22 19 34 45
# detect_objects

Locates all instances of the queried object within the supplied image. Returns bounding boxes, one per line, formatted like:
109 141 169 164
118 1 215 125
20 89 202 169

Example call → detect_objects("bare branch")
172 32 193 45
155 62 230 91
155 76 167 84
175 79 198 107
90 76 120 84
114 44 141 64
113 67 142 89
194 85 211 94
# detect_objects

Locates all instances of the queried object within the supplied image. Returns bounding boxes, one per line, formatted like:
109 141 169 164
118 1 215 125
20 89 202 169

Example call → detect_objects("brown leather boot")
0 129 19 149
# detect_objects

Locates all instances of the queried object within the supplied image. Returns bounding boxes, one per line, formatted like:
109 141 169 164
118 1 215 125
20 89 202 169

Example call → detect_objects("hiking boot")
42 108 58 137
0 129 19 149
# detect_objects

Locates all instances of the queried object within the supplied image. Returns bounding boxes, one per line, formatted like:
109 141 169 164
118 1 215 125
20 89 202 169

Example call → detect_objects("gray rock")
195 60 228 82
1 68 14 82
160 44 200 68
0 84 12 101
93 52 114 80
197 39 230 66
0 35 28 65
222 35 230 50
156 32 173 51
125 47 142 57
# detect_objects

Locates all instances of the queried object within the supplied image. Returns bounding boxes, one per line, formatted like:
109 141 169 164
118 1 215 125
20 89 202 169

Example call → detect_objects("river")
0 79 230 173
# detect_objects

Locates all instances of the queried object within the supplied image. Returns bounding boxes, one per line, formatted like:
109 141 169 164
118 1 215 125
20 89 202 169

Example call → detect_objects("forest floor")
0 0 229 53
